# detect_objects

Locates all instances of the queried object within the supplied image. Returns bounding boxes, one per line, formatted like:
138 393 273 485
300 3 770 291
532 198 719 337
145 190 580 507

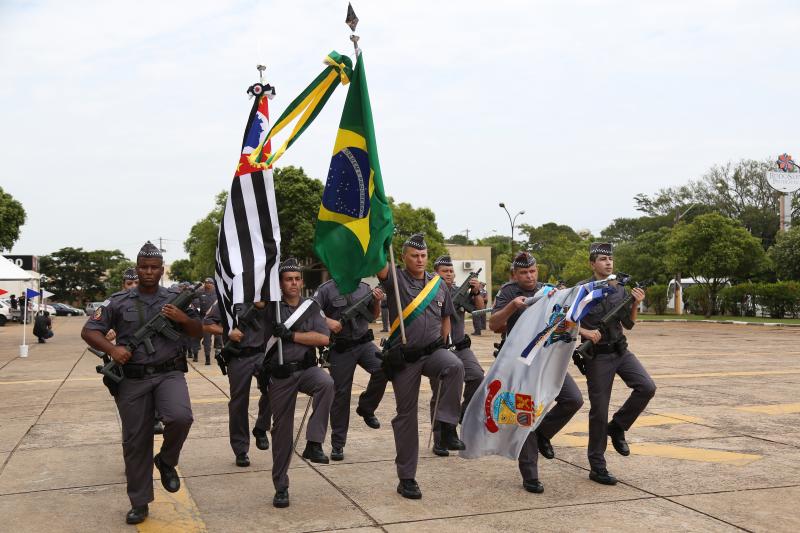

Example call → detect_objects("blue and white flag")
26 288 40 298
460 281 608 461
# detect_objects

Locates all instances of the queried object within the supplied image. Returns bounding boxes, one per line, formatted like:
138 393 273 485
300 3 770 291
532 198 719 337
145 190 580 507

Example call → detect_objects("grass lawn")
639 314 800 325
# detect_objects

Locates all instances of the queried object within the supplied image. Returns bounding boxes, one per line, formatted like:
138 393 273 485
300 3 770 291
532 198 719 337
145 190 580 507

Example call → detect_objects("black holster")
453 334 471 351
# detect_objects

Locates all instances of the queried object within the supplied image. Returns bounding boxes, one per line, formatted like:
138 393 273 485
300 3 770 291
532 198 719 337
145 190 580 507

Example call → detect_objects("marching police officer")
431 255 485 456
472 282 488 335
578 242 656 485
489 251 584 494
203 300 272 466
194 277 221 365
314 279 386 461
81 242 201 525
376 233 466 499
267 258 334 508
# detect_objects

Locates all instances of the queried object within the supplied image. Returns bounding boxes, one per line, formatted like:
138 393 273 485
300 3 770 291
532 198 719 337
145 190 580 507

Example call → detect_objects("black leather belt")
236 346 264 357
402 338 445 363
123 356 188 378
331 330 374 352
453 334 471 351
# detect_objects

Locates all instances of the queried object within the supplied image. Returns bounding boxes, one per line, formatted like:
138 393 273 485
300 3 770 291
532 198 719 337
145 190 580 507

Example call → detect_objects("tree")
666 213 769 316
768 226 800 281
560 248 592 286
390 198 446 267
0 186 26 251
169 258 194 283
105 260 136 293
39 247 128 304
613 227 672 284
446 234 472 246
519 222 584 282
476 235 512 294
274 166 324 262
184 190 226 281
636 159 780 249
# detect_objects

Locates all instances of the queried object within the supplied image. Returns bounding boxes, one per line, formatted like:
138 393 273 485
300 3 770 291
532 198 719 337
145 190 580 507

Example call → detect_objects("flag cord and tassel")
388 246 406 345
276 301 284 366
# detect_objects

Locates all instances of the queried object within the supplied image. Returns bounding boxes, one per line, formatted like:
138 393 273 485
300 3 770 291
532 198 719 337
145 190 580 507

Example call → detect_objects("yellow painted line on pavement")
139 439 207 532
552 413 762 465
736 403 800 415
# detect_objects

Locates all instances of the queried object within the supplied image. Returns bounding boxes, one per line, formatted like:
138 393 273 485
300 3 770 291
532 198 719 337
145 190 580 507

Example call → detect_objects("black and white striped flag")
215 83 281 330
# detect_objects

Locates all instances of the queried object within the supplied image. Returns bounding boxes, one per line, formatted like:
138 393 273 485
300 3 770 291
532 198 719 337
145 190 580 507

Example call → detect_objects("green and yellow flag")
313 52 394 294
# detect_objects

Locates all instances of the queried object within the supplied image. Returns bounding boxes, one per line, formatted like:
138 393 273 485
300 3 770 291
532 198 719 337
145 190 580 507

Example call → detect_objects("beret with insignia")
512 251 536 269
403 232 427 250
434 255 453 267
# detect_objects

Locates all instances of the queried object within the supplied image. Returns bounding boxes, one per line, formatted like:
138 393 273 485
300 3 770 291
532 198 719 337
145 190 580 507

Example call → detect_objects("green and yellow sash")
387 275 443 344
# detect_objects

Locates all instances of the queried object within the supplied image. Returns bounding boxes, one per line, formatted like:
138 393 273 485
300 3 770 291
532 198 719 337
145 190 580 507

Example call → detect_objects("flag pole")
388 245 407 345
21 292 28 357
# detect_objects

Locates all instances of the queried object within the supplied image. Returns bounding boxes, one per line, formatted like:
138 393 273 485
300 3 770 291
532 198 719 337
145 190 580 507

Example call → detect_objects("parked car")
31 302 58 315
52 303 85 316
85 301 107 316
0 300 10 326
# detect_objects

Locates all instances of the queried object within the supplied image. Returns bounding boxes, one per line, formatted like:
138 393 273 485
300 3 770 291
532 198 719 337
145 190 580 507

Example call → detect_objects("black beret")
434 255 453 267
403 232 427 250
589 242 613 256
512 251 536 269
279 257 301 273
137 241 163 259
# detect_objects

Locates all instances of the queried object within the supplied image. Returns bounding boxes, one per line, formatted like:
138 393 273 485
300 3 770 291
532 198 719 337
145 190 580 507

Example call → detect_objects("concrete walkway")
0 317 798 532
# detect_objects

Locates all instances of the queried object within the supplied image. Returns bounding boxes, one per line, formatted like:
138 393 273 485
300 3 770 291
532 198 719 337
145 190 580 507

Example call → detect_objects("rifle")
573 274 651 364
452 268 483 313
216 303 264 376
126 282 202 356
338 289 377 329
88 347 124 394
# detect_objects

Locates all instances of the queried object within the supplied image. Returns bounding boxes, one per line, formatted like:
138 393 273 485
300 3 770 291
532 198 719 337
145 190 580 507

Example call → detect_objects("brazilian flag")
314 52 394 294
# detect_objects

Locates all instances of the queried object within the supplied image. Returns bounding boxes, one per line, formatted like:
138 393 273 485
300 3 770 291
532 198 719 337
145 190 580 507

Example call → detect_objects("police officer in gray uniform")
194 277 221 365
430 255 485 456
314 279 386 461
490 251 584 494
472 282 488 335
267 258 334 508
578 242 655 486
81 242 201 525
203 300 272 466
376 233 466 500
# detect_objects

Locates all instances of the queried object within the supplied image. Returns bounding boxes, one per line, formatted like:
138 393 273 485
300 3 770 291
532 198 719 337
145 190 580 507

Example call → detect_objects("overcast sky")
2 0 798 264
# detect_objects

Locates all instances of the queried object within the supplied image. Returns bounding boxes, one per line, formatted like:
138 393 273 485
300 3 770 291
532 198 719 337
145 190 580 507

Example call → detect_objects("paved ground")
1 317 799 532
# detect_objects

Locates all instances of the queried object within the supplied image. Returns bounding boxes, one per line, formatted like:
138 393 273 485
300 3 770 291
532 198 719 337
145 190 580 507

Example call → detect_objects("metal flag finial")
256 64 267 83
346 3 359 32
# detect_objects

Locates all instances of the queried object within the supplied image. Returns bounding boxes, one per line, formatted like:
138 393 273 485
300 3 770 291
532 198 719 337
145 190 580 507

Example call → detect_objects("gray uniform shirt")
383 266 455 349
275 298 330 363
84 286 200 364
203 301 271 350
492 281 544 335
314 280 372 341
193 288 218 315
578 278 626 343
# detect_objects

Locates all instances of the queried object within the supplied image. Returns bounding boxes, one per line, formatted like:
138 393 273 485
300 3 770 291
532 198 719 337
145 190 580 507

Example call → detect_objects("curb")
639 319 800 328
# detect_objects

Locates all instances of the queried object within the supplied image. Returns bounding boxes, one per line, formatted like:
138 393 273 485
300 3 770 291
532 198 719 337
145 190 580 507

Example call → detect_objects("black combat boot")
440 422 466 451
125 504 149 524
192 350 198 362
523 478 544 493
153 453 181 492
397 478 422 499
252 427 269 450
273 489 290 508
331 445 344 461
589 468 618 485
235 453 250 467
153 420 164 435
607 420 630 456
356 406 380 429
302 441 330 464
537 432 555 459
431 422 449 457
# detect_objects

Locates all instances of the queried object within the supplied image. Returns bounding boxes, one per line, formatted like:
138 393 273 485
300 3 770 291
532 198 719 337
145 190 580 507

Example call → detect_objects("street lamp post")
499 203 525 255
673 204 696 315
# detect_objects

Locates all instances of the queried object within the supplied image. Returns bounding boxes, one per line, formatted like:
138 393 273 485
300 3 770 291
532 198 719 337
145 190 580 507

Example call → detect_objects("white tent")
0 255 32 281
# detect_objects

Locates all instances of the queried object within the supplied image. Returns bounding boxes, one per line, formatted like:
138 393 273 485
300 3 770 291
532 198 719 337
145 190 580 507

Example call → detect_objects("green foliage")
601 215 675 243
682 284 712 316
614 227 672 284
667 213 768 316
719 282 757 316
768 226 800 280
0 186 26 251
753 281 800 318
446 234 472 245
389 198 446 268
169 259 194 283
645 284 668 314
519 223 585 282
560 248 592 286
184 191 226 281
39 247 128 304
274 166 324 262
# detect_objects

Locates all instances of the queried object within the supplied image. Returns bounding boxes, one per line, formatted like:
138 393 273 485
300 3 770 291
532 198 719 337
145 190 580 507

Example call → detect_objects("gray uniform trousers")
115 371 193 507
518 373 583 481
227 354 272 455
202 332 222 360
268 367 334 490
380 308 390 331
585 350 656 470
329 342 383 449
391 348 465 480
430 347 484 440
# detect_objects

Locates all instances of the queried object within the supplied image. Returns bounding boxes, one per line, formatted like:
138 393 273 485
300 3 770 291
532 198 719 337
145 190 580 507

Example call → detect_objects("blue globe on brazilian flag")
314 52 394 294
